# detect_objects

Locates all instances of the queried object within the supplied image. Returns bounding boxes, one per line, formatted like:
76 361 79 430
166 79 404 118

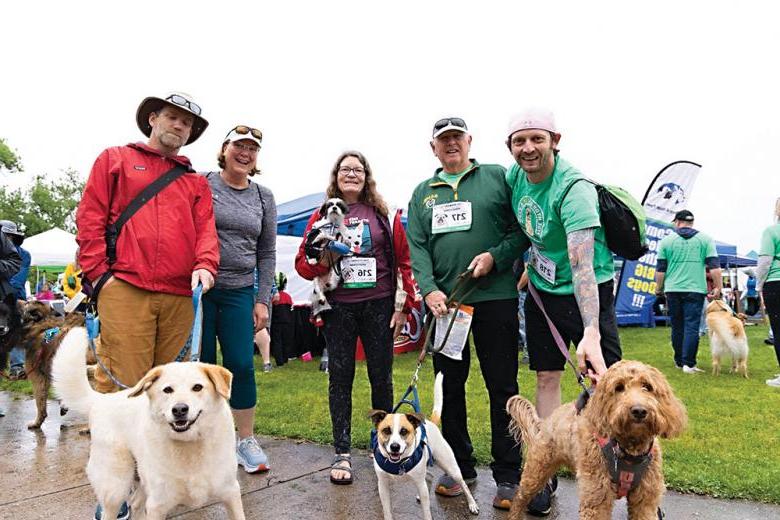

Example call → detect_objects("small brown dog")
506 360 687 519
705 299 749 378
18 301 85 429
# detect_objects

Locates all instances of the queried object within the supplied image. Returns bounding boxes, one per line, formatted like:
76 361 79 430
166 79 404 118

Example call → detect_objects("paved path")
1 392 778 519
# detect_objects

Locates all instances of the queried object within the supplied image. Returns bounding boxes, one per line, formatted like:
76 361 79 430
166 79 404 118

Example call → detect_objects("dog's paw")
469 503 480 515
27 420 43 430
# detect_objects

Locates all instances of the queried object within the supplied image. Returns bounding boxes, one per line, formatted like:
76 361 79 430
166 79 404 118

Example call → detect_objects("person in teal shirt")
655 210 722 373
503 108 622 516
757 198 780 387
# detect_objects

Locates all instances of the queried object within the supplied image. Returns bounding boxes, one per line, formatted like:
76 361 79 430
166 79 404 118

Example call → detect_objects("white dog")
52 328 245 520
706 299 749 377
369 373 479 520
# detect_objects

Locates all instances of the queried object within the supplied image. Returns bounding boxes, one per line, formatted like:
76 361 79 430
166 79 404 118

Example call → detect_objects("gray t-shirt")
204 172 277 304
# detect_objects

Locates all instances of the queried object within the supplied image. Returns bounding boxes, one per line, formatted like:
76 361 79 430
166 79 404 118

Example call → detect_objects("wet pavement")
2 391 779 519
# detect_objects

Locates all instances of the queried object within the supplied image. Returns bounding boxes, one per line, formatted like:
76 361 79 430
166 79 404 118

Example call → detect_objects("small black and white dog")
305 198 350 320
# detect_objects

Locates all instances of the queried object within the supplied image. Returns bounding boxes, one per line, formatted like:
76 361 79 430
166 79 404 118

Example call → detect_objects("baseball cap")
507 108 558 138
432 117 468 139
224 125 263 148
673 210 694 222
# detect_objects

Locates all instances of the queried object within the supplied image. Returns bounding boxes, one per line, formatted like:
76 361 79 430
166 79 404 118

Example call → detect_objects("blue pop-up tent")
276 192 325 236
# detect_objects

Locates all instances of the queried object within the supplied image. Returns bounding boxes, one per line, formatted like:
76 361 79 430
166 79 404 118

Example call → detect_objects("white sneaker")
236 436 270 473
682 366 704 374
766 375 780 388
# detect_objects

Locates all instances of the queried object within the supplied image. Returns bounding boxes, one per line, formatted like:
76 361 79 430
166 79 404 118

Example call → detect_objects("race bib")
530 245 556 285
341 257 377 288
432 201 472 234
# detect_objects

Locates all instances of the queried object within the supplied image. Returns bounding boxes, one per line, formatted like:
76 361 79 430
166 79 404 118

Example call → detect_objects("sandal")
329 454 353 485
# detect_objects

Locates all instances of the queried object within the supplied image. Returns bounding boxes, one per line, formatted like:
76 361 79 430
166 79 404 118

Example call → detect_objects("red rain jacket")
76 142 219 296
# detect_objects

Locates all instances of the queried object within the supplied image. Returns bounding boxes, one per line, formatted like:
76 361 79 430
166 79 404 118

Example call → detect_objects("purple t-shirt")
330 203 394 304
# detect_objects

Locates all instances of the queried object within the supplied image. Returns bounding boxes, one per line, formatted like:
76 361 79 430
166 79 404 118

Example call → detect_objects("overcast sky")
2 1 777 254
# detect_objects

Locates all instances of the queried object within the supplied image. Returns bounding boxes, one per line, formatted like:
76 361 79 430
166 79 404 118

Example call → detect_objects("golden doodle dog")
506 360 687 520
369 372 479 520
705 299 749 378
52 328 245 520
17 300 85 429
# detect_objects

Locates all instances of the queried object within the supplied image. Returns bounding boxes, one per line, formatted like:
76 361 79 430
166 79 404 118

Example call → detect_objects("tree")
0 138 22 172
0 169 84 236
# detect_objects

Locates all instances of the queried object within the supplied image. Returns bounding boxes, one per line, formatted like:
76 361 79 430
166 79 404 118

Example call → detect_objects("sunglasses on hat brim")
165 94 202 116
226 125 263 143
432 117 467 134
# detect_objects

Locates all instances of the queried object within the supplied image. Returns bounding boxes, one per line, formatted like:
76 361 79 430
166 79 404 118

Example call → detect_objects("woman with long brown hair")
295 151 415 484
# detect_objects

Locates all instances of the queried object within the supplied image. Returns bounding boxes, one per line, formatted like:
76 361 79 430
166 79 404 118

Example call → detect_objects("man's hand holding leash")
425 290 449 318
191 269 214 293
468 251 494 278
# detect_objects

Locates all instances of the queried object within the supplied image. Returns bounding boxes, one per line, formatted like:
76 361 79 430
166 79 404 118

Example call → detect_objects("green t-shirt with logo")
657 231 717 293
760 223 780 283
505 156 614 295
437 165 472 188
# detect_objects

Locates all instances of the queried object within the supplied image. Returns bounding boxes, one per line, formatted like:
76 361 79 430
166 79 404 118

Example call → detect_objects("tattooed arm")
567 228 607 381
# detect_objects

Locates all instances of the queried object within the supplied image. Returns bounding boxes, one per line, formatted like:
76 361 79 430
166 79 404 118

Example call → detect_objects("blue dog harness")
43 327 60 343
371 425 434 475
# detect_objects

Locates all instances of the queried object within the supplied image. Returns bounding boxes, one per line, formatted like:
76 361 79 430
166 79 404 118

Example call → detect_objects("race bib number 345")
432 201 472 234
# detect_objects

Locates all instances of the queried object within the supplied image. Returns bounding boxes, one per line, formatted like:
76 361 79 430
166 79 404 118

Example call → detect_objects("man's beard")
159 132 185 149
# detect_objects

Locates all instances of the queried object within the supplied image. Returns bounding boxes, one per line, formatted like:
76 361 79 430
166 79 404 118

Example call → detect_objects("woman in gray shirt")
201 125 277 473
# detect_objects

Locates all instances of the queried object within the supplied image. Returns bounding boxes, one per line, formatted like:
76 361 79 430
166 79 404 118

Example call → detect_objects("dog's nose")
172 403 189 418
390 442 401 453
630 406 647 420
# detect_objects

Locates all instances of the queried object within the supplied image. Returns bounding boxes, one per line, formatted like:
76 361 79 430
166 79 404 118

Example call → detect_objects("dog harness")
370 425 434 475
594 434 655 498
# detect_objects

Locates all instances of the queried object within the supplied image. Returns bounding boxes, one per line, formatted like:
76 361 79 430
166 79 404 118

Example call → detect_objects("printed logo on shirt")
133 165 147 171
518 196 544 238
423 194 437 209
341 218 371 254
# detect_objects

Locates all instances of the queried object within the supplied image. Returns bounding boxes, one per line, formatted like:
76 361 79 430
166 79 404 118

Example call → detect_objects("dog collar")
43 327 60 344
371 425 434 476
594 434 654 498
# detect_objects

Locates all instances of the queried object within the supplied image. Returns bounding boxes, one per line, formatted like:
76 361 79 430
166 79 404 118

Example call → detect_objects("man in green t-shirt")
503 108 622 516
655 210 722 373
407 117 525 510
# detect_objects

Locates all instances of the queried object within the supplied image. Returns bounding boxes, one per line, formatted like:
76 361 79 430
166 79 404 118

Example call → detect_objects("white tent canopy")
25 227 78 266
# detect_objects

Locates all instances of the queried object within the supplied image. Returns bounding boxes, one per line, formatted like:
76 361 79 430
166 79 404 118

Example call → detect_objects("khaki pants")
95 278 193 393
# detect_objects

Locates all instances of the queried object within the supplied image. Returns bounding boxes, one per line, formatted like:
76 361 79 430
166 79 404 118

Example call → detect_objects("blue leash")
87 282 204 390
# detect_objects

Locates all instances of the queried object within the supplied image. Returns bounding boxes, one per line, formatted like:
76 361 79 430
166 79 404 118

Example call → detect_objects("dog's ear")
128 366 164 398
200 364 233 401
646 366 688 438
405 413 425 430
318 201 328 217
368 409 387 427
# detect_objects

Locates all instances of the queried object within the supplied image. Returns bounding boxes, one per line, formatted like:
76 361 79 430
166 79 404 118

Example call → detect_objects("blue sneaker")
94 501 130 520
236 436 270 473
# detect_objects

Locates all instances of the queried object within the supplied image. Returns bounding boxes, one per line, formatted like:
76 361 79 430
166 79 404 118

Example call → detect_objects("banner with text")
615 161 701 326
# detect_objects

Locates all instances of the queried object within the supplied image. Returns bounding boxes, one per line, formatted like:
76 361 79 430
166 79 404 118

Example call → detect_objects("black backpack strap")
105 164 188 265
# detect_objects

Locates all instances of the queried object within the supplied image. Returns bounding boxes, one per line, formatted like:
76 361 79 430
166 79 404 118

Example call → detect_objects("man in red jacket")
76 92 219 397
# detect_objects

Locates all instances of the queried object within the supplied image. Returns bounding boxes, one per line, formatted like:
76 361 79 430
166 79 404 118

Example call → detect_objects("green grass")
4 325 780 502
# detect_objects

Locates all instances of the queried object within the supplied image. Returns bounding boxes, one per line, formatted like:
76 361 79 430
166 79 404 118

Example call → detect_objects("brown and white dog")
706 299 749 377
369 372 479 520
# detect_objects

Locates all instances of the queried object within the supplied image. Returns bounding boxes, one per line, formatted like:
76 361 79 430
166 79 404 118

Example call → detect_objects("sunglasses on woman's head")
230 125 263 142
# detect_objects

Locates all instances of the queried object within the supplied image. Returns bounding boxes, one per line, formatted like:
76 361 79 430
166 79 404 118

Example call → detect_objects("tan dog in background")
706 299 749 378
53 328 245 520
506 360 687 520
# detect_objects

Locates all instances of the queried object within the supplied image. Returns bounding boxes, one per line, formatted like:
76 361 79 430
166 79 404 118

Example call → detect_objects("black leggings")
323 295 394 454
762 281 780 367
